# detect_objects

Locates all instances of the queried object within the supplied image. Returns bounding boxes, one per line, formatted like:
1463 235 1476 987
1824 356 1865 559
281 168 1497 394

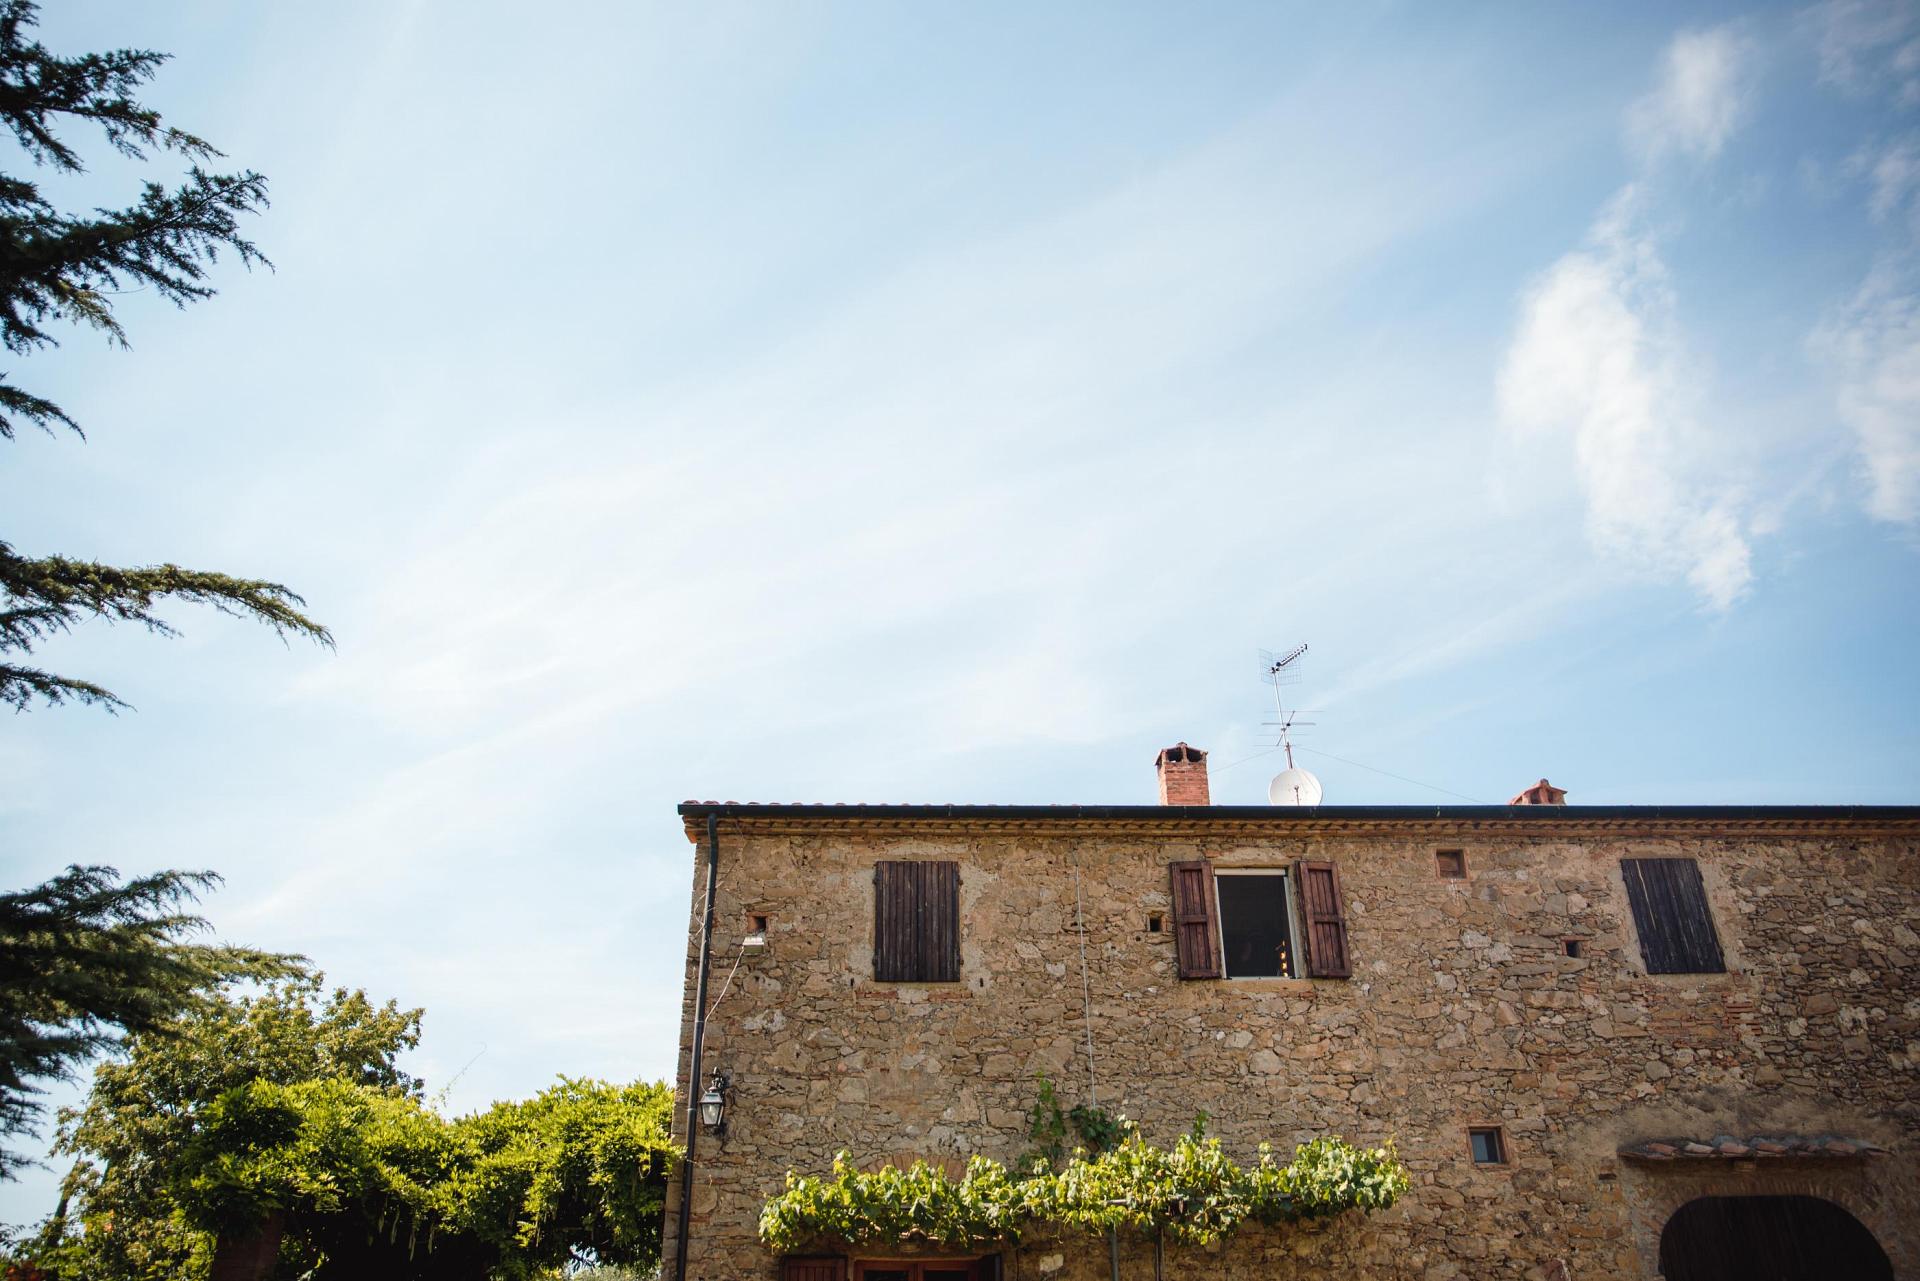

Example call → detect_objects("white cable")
1072 851 1099 1108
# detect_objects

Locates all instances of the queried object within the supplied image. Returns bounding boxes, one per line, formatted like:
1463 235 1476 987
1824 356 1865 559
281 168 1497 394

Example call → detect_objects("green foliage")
0 544 331 711
758 1153 1026 1255
41 972 418 1278
0 0 266 437
1244 1136 1411 1225
1020 1073 1068 1171
1019 1073 1121 1174
0 866 294 1178
1065 1103 1122 1156
26 975 678 1281
448 1077 677 1276
0 0 329 711
758 1120 1409 1255
1034 1124 1248 1245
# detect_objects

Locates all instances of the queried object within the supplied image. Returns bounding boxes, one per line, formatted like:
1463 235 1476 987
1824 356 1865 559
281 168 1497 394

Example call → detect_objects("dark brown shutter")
874 861 960 982
920 860 960 982
1169 860 1220 979
875 862 911 981
1621 858 1725 974
781 1257 846 1281
1292 860 1351 978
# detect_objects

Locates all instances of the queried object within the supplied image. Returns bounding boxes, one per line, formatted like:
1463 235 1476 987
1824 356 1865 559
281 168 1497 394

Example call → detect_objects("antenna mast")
1261 643 1324 807
1266 642 1308 768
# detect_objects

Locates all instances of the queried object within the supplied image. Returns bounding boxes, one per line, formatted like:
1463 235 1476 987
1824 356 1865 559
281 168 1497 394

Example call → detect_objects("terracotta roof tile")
1620 1135 1888 1163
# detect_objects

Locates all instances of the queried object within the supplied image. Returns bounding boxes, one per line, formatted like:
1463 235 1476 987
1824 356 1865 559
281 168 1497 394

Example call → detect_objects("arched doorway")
1659 1195 1891 1280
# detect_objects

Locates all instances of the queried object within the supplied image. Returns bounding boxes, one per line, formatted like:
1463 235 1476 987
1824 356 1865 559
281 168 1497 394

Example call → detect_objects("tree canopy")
0 0 329 710
0 866 292 1180
19 974 678 1281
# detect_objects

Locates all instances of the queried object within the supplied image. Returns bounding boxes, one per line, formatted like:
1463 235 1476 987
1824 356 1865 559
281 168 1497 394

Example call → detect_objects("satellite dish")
1268 767 1323 807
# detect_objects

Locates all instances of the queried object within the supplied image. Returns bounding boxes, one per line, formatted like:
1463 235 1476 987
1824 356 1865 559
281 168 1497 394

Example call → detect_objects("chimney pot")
1509 777 1567 806
1155 742 1210 806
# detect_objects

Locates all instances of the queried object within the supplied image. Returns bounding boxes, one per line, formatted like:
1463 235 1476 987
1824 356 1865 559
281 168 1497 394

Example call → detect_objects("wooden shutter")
1292 860 1351 978
918 860 960 982
1621 858 1725 974
1169 860 1220 979
873 861 960 982
781 1258 846 1281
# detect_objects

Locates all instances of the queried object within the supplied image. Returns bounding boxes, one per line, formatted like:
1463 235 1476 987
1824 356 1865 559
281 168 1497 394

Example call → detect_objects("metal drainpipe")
673 811 722 1281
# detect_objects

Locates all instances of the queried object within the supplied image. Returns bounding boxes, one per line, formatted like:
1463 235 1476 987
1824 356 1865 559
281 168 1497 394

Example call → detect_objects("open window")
1214 870 1296 978
1169 860 1348 979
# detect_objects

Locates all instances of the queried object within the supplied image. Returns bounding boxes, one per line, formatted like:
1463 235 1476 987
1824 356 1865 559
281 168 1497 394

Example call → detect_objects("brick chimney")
1155 742 1210 806
1509 778 1567 805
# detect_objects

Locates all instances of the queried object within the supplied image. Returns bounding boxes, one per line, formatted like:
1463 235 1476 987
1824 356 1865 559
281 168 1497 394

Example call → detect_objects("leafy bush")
759 1154 1026 1254
24 976 678 1280
758 1120 1409 1254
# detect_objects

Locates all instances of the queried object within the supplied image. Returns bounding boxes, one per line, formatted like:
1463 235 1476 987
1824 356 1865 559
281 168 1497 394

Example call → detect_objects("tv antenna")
1260 643 1323 806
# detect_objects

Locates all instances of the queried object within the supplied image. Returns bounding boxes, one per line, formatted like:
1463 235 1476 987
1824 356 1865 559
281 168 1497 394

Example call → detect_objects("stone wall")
661 813 1920 1279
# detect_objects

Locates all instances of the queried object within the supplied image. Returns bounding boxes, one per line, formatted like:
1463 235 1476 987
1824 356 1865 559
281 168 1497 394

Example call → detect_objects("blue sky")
5 0 1919 1221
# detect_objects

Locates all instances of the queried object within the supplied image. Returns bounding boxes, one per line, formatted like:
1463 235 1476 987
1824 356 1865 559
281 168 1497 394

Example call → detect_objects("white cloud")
1814 259 1920 523
1628 27 1753 162
1862 135 1920 230
1812 0 1920 105
1498 189 1753 609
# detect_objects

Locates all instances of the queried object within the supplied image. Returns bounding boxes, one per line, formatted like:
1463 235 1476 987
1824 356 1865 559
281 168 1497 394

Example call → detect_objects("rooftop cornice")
676 802 1920 841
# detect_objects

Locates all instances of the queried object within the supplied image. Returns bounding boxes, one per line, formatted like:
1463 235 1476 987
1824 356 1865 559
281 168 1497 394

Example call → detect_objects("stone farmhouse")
661 745 1920 1280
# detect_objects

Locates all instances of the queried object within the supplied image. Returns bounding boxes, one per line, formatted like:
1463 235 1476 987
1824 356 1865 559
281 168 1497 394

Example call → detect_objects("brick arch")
1658 1194 1890 1280
1620 1166 1899 1278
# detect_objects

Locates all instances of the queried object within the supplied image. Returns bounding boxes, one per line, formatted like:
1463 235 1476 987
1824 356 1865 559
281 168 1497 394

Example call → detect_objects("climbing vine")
757 1115 1408 1255
757 1154 1027 1253
1020 1073 1121 1172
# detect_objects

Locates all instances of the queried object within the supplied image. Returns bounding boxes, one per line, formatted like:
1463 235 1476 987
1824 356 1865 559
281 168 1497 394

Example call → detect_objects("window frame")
1467 1126 1508 1166
1210 867 1301 980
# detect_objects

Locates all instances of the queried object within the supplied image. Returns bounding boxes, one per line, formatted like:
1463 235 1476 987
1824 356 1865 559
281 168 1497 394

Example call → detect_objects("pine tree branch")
0 866 300 1175
0 2 214 172
0 168 271 362
0 4 327 712
0 663 123 712
0 377 78 438
0 541 333 711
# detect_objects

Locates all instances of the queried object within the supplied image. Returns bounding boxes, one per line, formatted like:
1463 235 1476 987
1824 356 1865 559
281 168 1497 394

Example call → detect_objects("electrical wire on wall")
1070 848 1099 1109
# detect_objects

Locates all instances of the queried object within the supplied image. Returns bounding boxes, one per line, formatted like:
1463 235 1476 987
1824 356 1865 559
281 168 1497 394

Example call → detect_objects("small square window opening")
749 913 769 934
1435 849 1467 880
1147 912 1164 933
1563 938 1582 958
1468 1127 1507 1165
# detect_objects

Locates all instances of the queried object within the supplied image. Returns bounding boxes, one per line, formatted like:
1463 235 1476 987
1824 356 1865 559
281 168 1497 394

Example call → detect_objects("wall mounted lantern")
698 1069 731 1135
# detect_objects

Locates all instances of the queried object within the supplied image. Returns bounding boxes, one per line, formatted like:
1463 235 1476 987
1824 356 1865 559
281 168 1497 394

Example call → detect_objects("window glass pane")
1216 874 1292 978
1469 1129 1503 1163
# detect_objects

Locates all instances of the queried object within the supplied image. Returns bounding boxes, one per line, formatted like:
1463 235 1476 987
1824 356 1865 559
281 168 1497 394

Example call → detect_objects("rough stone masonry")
661 752 1920 1280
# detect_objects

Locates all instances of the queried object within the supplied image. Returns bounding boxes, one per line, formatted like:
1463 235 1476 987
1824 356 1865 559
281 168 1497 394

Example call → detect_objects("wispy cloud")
1808 2 1920 526
1628 26 1753 162
1498 188 1752 609
1811 0 1920 105
1815 257 1920 524
1497 25 1762 610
